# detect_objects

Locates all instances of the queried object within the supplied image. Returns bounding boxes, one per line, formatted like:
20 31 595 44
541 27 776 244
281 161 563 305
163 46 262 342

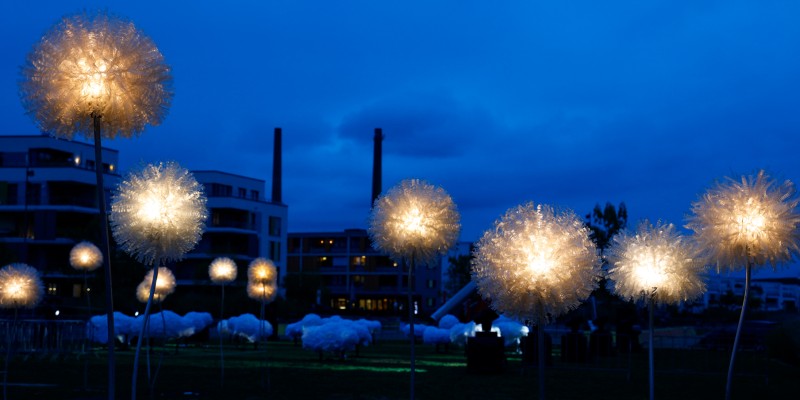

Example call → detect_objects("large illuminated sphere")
136 267 176 304
247 282 277 303
110 162 207 266
368 179 461 264
248 258 276 286
69 241 103 272
686 170 800 271
607 220 706 305
471 202 599 324
20 11 172 139
209 257 237 284
0 263 44 309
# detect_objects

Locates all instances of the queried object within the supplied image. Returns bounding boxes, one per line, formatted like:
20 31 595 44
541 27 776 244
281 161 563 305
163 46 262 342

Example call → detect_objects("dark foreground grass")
3 340 798 399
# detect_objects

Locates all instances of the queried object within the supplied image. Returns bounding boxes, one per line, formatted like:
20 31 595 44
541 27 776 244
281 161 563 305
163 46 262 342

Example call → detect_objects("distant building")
0 134 288 317
286 229 444 316
702 270 800 312
178 170 288 306
0 134 120 316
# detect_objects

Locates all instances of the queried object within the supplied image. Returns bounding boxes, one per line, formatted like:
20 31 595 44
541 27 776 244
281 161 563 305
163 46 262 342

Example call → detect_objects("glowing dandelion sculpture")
247 258 277 338
607 220 705 400
687 170 800 400
0 263 44 400
209 257 237 387
471 202 599 400
135 267 176 304
0 264 44 309
368 179 460 400
110 161 206 400
70 241 103 314
21 13 172 398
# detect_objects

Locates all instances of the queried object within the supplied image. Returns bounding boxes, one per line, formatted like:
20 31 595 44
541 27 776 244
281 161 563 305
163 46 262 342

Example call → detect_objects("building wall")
0 134 120 317
286 229 443 316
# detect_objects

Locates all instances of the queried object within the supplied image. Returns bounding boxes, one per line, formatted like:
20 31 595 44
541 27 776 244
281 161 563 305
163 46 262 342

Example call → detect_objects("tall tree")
585 202 628 255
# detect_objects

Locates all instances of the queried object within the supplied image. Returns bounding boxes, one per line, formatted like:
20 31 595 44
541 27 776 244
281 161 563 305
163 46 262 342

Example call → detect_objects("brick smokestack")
272 127 282 203
371 128 383 208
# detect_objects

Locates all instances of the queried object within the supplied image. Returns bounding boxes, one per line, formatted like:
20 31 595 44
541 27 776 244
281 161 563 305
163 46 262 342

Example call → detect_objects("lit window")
47 283 57 296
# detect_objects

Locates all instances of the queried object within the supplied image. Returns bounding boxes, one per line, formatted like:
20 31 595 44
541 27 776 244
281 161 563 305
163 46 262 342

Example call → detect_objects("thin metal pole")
3 308 18 400
648 295 655 400
132 265 159 400
725 260 752 400
408 254 415 400
93 114 115 400
219 284 225 388
538 308 545 400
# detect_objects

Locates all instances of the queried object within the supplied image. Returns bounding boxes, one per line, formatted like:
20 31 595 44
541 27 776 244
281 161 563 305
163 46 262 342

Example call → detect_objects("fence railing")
0 319 87 354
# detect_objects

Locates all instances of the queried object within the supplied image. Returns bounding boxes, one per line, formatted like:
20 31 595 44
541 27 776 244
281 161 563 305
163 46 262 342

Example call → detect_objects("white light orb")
471 202 599 324
110 161 207 266
69 241 103 272
687 170 800 271
0 263 44 309
607 220 706 305
247 282 277 303
368 179 461 264
136 267 176 304
20 11 172 139
209 257 237 284
248 258 276 286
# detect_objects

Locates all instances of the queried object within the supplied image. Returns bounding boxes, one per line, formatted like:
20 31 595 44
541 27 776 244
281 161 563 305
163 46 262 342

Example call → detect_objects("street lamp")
209 257 237 387
21 13 172 398
606 220 705 400
686 170 800 400
0 263 44 400
70 241 103 314
368 179 460 400
471 202 599 400
109 161 206 400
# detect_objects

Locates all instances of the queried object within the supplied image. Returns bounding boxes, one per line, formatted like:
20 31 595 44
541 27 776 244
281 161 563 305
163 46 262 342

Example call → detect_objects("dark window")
250 190 259 200
238 188 247 198
270 240 281 261
268 216 281 236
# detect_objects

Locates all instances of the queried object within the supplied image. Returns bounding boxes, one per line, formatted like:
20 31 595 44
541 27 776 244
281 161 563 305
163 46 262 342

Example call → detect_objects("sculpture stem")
219 284 225 388
132 264 159 400
648 293 655 400
408 253 416 400
538 306 545 400
93 114 116 400
725 260 751 400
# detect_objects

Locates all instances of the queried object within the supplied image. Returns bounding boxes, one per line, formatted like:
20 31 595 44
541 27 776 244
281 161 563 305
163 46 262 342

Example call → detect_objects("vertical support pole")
725 260 752 400
93 114 116 400
408 253 415 400
538 308 545 400
648 294 655 400
132 264 159 400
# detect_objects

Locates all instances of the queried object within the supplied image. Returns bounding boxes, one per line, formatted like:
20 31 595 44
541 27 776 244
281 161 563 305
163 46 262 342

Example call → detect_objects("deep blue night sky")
2 1 800 254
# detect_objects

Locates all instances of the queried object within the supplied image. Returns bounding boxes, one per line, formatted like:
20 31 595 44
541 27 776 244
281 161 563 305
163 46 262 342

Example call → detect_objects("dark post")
272 127 282 203
372 128 383 207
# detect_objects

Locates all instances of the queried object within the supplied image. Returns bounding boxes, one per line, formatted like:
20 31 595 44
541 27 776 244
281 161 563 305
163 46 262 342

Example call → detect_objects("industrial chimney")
272 127 282 203
371 128 383 207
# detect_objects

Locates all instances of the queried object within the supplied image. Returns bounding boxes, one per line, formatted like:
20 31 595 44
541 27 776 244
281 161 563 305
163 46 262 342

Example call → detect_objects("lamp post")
368 179 460 400
69 241 103 390
69 241 103 315
606 220 706 400
109 162 206 400
247 258 277 390
686 170 800 400
21 13 173 399
209 257 237 388
0 263 44 400
471 202 599 400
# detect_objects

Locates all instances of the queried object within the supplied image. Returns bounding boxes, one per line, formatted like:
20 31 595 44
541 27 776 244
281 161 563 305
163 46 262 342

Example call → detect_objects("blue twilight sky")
2 1 800 248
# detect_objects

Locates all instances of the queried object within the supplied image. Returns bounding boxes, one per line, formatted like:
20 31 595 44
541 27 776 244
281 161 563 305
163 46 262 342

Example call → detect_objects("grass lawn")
3 339 798 399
